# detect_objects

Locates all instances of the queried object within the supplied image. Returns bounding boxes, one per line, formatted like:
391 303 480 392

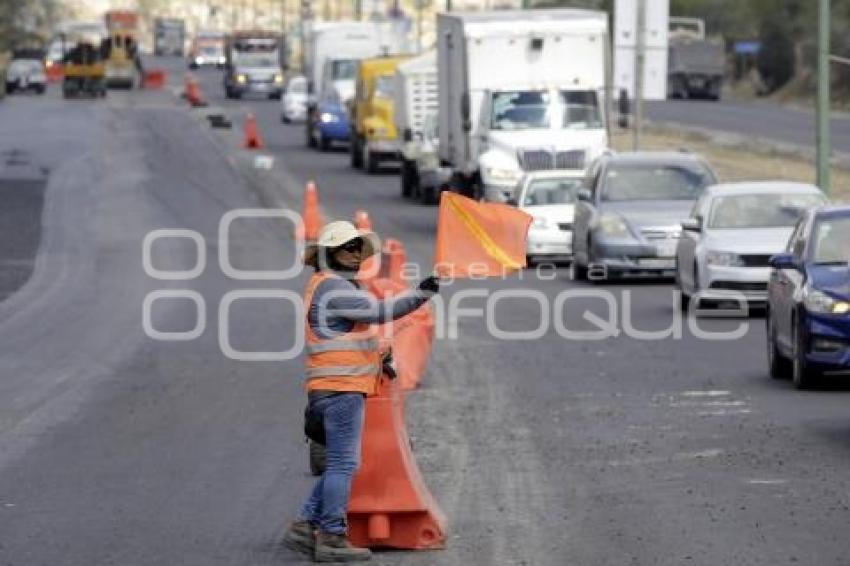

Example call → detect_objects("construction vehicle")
103 9 140 88
349 55 411 172
667 17 725 100
61 26 107 98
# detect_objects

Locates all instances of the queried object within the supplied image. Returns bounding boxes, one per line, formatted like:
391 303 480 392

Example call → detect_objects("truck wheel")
350 136 362 168
318 133 331 151
401 160 414 197
420 185 435 205
306 122 317 148
309 441 326 476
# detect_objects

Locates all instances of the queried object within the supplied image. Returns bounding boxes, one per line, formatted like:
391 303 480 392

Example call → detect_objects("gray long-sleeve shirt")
308 275 430 340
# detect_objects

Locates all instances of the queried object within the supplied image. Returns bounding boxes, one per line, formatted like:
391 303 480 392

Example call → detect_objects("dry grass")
611 125 850 203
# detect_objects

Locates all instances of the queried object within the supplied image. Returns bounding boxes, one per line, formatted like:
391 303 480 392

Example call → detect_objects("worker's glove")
381 350 398 380
417 275 441 295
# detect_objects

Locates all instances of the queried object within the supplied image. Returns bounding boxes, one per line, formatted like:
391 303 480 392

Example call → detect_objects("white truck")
437 9 611 202
303 21 410 148
395 50 447 203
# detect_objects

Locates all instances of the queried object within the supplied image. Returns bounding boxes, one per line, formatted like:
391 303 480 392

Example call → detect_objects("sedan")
6 58 47 94
511 171 584 266
281 75 308 123
767 206 850 388
676 182 827 310
572 151 717 281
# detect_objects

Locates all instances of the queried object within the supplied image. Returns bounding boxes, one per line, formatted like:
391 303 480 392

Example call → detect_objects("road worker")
283 220 439 562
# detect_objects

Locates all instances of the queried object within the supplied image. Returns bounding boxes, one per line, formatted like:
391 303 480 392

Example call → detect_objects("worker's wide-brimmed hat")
303 220 380 267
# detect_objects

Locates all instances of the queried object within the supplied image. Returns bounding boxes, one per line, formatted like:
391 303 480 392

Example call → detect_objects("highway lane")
646 99 850 155
185 62 850 565
0 59 848 566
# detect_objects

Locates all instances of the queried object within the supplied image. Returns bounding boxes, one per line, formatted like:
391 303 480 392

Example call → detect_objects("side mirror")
769 253 799 270
681 217 702 232
577 189 592 202
618 89 630 129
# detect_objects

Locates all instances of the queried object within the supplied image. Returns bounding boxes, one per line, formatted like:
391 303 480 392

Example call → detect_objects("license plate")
638 258 675 269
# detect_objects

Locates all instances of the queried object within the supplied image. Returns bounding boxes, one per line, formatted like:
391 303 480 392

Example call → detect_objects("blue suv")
766 205 850 388
306 99 350 151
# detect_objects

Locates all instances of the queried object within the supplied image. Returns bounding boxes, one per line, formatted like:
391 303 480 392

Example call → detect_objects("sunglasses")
337 239 363 253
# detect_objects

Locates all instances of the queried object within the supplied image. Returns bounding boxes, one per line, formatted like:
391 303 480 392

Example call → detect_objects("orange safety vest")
303 271 381 395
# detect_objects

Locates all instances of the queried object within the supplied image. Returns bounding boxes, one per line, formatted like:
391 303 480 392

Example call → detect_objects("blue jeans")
299 392 365 535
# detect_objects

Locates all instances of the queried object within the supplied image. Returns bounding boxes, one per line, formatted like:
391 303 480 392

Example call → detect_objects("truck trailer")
437 9 610 202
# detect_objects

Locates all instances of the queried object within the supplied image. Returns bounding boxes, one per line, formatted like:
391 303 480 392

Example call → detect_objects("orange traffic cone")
354 210 373 231
348 376 446 549
296 181 323 243
243 112 264 149
184 76 207 107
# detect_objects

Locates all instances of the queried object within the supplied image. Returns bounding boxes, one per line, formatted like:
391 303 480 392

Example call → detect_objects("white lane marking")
697 409 752 416
747 479 787 485
681 390 732 397
671 400 748 407
607 448 723 467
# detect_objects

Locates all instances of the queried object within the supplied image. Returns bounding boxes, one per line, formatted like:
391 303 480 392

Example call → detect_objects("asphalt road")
646 99 850 155
0 59 849 566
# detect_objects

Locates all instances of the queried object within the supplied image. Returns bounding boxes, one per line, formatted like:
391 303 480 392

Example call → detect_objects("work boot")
282 520 316 556
314 531 372 562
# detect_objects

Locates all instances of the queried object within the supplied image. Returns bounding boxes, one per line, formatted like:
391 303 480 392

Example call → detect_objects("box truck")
437 9 610 202
223 31 286 99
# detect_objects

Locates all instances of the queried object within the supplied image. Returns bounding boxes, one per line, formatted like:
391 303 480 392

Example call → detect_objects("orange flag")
433 192 533 279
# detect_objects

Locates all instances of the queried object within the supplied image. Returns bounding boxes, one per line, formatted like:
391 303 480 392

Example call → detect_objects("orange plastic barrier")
296 181 323 243
243 112 264 149
143 69 166 89
45 64 63 83
347 376 447 550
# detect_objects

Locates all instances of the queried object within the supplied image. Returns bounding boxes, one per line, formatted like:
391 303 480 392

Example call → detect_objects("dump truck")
667 17 725 100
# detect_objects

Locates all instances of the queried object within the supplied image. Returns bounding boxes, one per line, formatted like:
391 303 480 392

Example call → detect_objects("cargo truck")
223 31 286 99
303 21 410 150
667 17 724 100
154 18 185 57
394 50 448 203
437 9 610 202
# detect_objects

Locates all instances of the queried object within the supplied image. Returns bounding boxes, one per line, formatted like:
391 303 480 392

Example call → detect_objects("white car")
675 182 828 309
512 170 584 265
281 75 308 123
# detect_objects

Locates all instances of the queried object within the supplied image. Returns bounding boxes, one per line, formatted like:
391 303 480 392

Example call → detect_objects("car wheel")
281 113 290 124
309 441 326 476
401 160 413 197
572 258 589 281
792 318 819 389
318 133 330 151
767 309 792 379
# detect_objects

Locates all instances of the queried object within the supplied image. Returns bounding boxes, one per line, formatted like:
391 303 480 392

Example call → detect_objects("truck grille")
518 149 586 172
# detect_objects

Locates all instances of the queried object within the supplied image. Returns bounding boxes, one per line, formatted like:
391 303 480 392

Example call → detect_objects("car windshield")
236 52 277 67
331 59 357 80
812 216 850 264
10 60 42 73
491 90 550 130
708 193 824 229
561 91 604 130
523 178 583 206
374 75 394 99
601 162 713 202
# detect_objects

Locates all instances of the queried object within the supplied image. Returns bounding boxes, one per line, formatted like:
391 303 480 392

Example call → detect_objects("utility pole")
355 0 362 20
522 0 530 8
446 0 451 12
817 0 831 195
632 0 646 151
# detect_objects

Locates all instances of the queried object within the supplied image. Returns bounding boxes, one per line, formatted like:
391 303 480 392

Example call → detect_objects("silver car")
675 182 827 309
281 75 308 123
572 152 717 281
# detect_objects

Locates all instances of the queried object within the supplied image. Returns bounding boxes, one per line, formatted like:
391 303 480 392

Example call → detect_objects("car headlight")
320 112 339 123
598 214 631 238
705 251 745 267
804 287 850 314
485 166 520 183
274 74 284 84
532 216 549 229
236 74 247 84
197 56 205 64
218 56 226 64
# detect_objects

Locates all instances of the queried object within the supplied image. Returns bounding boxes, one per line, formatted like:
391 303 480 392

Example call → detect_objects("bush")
756 12 796 93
